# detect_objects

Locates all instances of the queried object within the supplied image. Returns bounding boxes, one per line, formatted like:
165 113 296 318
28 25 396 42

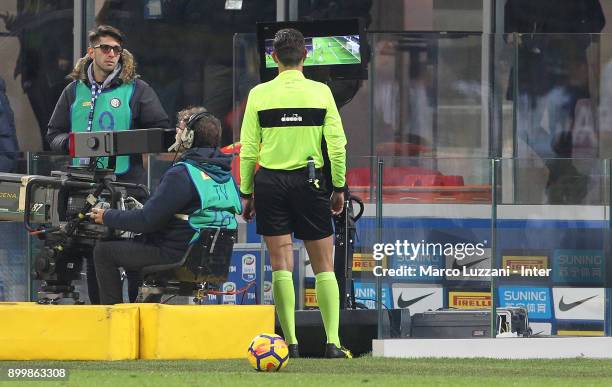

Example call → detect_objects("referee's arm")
239 91 261 197
322 87 347 191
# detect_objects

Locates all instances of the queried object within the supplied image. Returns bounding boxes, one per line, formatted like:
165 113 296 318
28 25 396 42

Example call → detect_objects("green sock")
315 271 341 347
272 270 298 345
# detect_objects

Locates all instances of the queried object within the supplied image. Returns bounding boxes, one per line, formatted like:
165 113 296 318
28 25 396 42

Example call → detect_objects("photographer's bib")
71 81 134 175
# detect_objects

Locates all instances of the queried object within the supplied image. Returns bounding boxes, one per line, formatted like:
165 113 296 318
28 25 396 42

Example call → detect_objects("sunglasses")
93 44 123 55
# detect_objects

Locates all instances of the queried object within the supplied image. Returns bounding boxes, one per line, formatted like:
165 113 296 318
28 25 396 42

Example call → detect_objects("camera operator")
90 107 241 305
46 25 170 303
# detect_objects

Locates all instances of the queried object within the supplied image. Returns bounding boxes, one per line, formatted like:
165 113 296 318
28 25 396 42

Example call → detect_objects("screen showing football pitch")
264 35 361 68
257 19 367 81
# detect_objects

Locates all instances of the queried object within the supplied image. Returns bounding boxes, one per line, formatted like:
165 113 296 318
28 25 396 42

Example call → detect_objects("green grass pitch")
2 357 612 386
265 36 360 68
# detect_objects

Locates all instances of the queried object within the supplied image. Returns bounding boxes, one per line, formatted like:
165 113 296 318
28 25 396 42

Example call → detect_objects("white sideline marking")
372 337 612 359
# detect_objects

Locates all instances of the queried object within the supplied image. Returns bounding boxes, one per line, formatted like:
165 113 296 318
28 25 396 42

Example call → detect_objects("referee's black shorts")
254 167 333 240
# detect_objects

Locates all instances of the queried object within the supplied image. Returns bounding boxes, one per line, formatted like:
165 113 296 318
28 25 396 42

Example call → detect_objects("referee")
239 28 350 359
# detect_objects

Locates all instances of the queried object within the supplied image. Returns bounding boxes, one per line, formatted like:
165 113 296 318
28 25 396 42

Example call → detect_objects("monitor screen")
257 19 368 82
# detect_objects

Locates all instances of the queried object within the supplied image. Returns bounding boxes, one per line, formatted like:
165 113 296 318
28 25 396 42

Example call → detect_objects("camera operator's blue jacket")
102 147 240 260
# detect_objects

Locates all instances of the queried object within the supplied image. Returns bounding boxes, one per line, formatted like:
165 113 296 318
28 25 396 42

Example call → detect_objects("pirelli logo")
502 255 548 274
449 291 492 309
258 108 326 128
352 253 385 271
304 288 318 308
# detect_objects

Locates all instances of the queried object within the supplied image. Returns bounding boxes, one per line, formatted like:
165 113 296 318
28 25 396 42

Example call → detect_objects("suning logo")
558 254 602 265
504 290 548 301
355 287 376 299
500 286 551 319
281 113 303 122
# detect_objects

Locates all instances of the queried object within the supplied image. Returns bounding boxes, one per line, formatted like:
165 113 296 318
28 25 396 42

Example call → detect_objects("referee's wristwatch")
240 191 253 199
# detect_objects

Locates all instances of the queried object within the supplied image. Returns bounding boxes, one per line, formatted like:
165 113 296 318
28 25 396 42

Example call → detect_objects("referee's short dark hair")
273 28 306 66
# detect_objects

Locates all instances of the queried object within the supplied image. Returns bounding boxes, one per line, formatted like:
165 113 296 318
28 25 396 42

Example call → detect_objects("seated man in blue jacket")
90 107 241 304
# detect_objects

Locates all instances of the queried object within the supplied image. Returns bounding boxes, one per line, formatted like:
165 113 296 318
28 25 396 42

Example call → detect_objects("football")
247 333 289 372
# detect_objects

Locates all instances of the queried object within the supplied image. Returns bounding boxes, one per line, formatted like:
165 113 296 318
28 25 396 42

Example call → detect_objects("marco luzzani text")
372 240 551 278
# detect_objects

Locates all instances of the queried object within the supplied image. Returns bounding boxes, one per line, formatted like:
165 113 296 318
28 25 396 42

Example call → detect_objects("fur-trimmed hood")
67 49 139 83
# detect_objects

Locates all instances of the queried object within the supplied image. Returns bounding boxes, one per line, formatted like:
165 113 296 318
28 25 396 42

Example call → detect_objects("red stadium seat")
345 167 489 203
416 175 443 187
441 175 464 186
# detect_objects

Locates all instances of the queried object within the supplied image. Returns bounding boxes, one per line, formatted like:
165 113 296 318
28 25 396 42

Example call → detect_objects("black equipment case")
410 307 530 338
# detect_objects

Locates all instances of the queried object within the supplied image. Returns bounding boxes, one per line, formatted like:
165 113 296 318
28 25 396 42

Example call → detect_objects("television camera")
0 129 175 304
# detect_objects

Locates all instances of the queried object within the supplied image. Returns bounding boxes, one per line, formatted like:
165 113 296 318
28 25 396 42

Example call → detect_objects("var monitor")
257 18 368 82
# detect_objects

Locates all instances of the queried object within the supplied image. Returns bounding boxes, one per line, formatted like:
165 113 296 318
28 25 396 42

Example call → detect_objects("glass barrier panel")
343 158 379 293
376 156 494 339
370 32 493 159
496 158 610 337
232 33 261 144
147 153 177 193
233 32 373 159
0 152 29 301
0 1 74 153
95 1 276 148
340 156 380 353
513 33 601 160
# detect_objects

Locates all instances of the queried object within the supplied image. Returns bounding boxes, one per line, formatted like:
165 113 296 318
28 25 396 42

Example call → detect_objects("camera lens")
87 137 99 149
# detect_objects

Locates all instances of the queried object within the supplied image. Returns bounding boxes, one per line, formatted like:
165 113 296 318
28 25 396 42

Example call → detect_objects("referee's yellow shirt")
239 69 347 195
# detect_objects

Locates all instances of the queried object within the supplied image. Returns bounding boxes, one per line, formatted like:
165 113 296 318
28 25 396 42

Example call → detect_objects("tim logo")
281 113 303 122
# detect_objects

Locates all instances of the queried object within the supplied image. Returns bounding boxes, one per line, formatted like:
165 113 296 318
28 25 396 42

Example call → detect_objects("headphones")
168 110 215 152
